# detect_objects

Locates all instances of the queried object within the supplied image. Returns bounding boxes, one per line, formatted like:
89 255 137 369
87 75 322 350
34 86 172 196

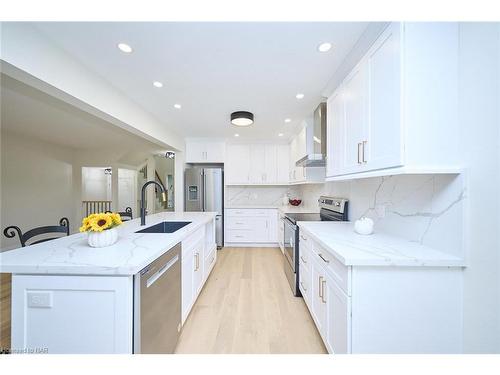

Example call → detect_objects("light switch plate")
27 291 53 308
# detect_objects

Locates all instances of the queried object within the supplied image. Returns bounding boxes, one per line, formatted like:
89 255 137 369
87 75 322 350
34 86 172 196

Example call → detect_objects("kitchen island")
0 211 217 354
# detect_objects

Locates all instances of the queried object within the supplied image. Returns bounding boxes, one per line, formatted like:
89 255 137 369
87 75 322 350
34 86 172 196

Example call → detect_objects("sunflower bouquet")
79 212 123 233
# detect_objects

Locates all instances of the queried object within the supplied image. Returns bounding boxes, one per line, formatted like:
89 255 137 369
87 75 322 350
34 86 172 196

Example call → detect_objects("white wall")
81 167 111 201
1 132 76 250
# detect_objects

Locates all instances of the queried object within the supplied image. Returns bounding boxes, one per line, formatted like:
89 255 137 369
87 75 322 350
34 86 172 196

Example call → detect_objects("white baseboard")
223 242 279 248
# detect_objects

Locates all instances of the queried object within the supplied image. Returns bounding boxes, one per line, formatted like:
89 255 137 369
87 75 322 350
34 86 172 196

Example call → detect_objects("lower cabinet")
181 224 217 325
225 208 279 246
299 227 463 354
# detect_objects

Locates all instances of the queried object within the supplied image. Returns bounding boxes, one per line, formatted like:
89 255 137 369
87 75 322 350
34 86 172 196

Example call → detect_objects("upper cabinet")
185 139 226 163
289 122 325 185
326 22 461 180
225 143 289 185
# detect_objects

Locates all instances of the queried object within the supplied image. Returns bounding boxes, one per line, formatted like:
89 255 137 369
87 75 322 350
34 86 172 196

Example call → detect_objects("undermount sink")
135 221 191 234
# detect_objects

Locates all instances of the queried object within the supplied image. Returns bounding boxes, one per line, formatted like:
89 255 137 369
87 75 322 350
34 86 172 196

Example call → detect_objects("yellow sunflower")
89 213 113 232
111 213 123 225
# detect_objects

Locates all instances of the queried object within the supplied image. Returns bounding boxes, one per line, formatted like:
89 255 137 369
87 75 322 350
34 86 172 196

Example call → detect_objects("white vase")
87 227 119 248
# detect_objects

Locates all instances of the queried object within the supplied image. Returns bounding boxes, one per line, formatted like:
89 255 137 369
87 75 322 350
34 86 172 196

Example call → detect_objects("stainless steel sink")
135 221 191 234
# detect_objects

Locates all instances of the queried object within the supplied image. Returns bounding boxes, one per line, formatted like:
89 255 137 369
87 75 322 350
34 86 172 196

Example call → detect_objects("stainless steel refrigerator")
185 167 223 248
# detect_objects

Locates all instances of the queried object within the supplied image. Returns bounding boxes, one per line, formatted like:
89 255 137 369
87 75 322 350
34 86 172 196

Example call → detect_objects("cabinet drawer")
226 230 254 242
182 226 205 254
226 216 253 230
312 243 350 295
205 246 216 270
298 242 311 273
299 263 311 306
226 208 272 217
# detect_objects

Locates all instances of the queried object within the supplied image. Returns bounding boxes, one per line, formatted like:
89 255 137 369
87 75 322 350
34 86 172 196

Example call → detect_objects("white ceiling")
1 74 165 166
34 22 368 140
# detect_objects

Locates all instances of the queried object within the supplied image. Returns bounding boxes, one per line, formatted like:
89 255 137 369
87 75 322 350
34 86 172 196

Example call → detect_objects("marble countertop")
0 212 216 276
298 221 464 267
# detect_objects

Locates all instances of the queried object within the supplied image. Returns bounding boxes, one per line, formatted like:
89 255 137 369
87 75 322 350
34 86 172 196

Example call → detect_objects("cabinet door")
296 126 307 161
289 137 297 183
249 144 266 183
325 274 351 354
193 244 205 296
326 88 346 177
366 22 403 170
205 141 226 163
311 258 327 338
181 250 195 324
276 144 290 184
263 144 277 184
185 141 206 163
267 210 278 242
342 62 369 173
226 144 251 184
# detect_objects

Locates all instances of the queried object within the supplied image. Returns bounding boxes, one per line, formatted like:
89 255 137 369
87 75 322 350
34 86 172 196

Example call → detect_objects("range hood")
296 102 327 167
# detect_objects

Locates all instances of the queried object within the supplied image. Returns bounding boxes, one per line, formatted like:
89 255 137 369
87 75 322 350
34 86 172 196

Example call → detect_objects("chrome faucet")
140 180 166 226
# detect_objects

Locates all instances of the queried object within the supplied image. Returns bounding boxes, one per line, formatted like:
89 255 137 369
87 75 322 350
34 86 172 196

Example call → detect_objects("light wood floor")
175 247 326 354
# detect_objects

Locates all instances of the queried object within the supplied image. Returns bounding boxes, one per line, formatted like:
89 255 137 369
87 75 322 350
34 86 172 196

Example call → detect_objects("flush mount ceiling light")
231 111 254 127
174 104 182 109
317 42 332 52
117 43 133 53
284 118 291 123
153 81 163 88
296 93 305 99
278 133 284 137
234 133 240 137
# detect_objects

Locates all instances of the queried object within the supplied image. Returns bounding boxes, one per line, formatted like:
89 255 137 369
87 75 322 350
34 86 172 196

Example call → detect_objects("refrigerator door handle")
202 171 207 212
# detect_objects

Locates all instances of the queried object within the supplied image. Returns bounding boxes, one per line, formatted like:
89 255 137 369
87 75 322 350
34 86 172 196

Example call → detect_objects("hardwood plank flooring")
175 247 326 354
0 273 11 351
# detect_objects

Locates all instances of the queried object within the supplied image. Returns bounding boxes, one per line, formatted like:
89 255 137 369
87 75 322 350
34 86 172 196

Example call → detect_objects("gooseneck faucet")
140 180 167 226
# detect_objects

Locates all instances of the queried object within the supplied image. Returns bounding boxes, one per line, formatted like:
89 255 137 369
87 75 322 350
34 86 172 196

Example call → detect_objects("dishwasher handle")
146 254 179 288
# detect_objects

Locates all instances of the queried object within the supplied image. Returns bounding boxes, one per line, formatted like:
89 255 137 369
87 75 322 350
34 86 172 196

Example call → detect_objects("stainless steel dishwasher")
133 242 181 353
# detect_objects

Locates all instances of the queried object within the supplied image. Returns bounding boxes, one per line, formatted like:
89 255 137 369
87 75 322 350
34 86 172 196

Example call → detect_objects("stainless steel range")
283 196 348 296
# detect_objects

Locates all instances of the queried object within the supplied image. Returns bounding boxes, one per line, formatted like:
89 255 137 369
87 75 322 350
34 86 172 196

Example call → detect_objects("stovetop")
284 213 322 224
284 196 349 224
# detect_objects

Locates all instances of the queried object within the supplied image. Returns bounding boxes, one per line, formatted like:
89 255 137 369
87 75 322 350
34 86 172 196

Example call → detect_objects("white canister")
354 217 374 235
87 227 119 248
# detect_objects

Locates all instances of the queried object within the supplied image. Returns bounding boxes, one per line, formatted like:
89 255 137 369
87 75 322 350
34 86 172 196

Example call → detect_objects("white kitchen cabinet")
226 143 288 185
181 247 195 324
185 139 226 163
277 211 285 253
225 208 279 246
324 272 351 354
326 89 345 177
225 144 251 184
276 144 290 185
296 126 307 161
326 22 461 180
289 123 325 185
299 226 463 354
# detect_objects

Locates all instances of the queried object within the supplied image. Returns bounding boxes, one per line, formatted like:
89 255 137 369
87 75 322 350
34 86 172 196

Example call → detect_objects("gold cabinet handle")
300 234 307 241
318 253 330 264
321 279 327 303
300 255 307 264
318 276 323 299
194 253 200 271
362 140 367 163
357 142 362 164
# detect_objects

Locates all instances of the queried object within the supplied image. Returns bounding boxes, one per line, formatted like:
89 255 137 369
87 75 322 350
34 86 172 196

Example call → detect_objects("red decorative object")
289 199 302 206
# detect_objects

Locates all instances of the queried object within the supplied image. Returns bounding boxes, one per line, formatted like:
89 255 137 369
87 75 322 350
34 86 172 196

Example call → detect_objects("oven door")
283 218 296 271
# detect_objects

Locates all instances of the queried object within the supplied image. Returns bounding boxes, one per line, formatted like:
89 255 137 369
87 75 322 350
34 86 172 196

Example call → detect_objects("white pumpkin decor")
354 217 374 235
87 227 119 248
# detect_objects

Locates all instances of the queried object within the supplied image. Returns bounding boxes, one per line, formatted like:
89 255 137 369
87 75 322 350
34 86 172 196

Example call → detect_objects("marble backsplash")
297 174 466 258
225 186 289 207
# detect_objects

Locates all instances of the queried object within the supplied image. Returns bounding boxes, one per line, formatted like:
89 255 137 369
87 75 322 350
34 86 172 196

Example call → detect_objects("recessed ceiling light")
231 111 254 127
234 133 240 137
284 118 291 123
296 93 305 99
317 42 332 53
278 133 284 137
174 104 182 109
153 81 163 88
117 43 133 53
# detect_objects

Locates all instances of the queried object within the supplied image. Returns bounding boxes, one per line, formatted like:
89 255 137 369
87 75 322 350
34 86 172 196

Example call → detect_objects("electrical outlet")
27 291 53 308
375 204 386 218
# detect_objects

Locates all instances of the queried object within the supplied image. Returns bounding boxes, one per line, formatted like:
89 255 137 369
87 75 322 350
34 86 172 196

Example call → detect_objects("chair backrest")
3 218 70 247
105 207 133 221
